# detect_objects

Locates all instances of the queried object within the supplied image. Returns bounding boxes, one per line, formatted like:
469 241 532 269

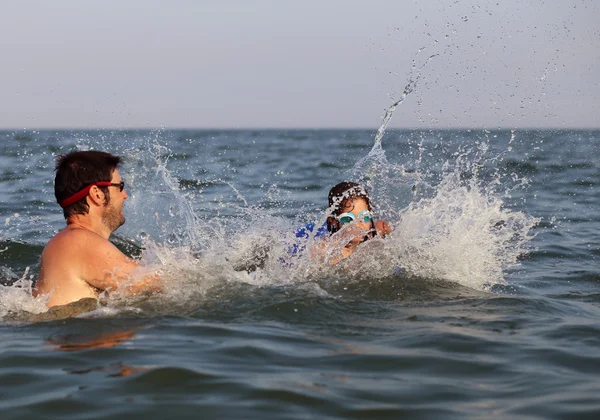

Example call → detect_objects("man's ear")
88 185 107 206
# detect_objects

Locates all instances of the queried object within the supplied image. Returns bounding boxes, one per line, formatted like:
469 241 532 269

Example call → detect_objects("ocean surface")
1 127 600 419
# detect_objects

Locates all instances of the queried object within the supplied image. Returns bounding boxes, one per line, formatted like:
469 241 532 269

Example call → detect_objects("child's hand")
338 224 371 246
375 220 392 237
322 224 369 261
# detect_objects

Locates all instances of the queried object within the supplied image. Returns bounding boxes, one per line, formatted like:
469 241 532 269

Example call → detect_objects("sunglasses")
337 210 373 225
58 180 126 208
108 181 125 192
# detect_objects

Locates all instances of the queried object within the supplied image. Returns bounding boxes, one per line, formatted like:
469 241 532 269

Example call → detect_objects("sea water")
1 127 600 418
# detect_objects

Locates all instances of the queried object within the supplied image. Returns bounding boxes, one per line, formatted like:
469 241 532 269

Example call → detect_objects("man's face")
102 169 128 232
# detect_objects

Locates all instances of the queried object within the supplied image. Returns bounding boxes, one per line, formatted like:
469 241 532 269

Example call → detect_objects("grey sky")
1 0 598 129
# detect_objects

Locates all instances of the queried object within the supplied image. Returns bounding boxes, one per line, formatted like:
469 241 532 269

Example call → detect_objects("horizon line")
1 125 599 132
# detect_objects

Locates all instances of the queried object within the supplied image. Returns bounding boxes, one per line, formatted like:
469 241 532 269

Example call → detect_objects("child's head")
326 182 374 237
327 182 372 213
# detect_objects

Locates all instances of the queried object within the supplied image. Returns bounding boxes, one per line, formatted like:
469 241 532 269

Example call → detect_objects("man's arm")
81 234 161 296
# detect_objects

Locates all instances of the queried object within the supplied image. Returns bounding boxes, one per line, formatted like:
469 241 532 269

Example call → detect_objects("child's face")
340 197 372 244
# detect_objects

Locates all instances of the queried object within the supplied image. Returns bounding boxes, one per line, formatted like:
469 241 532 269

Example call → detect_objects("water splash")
354 54 438 175
389 164 538 289
351 55 439 218
0 127 540 319
0 267 47 318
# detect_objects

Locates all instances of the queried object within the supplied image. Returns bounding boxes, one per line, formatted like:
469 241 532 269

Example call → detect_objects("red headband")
58 181 113 208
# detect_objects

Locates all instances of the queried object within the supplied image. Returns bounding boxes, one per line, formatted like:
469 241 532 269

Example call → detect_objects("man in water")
33 151 160 308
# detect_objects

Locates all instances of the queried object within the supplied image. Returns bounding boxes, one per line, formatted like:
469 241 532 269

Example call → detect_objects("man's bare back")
34 225 142 307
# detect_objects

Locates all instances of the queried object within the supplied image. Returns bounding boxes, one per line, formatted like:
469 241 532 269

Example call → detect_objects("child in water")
293 181 392 264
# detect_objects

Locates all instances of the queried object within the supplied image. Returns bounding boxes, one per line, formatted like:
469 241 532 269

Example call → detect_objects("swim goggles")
336 210 373 225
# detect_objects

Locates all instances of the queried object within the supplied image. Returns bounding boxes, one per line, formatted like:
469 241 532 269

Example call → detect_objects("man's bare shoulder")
38 224 142 296
45 225 113 252
42 226 131 272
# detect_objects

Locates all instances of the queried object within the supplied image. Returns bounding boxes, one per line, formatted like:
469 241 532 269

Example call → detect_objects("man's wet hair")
326 181 373 235
54 151 122 219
